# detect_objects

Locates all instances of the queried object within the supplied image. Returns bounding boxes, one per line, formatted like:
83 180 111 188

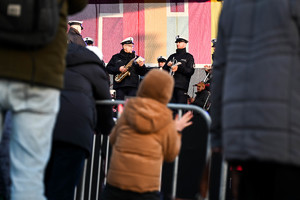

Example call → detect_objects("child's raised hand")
175 111 193 132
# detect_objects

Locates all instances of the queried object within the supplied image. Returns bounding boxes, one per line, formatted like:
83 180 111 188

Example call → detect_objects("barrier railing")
75 100 212 200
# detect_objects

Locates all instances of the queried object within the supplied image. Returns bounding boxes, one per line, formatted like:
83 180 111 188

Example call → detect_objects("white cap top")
157 56 167 61
175 35 189 43
68 20 83 25
84 37 94 44
120 37 134 45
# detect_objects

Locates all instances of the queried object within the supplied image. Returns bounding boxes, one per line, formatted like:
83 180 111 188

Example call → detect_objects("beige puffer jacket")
107 69 181 193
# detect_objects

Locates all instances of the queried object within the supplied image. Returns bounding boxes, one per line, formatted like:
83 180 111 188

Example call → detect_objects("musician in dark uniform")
163 35 195 104
157 56 167 70
203 39 217 91
106 37 147 100
67 21 86 47
161 36 195 200
84 37 94 46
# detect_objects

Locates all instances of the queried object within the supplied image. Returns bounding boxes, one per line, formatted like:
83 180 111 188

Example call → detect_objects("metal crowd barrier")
74 100 212 200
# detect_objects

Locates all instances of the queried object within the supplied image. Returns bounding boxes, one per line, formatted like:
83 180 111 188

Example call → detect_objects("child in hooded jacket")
101 69 193 200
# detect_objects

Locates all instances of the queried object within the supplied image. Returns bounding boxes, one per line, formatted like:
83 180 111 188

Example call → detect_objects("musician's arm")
177 55 195 76
163 56 172 72
134 62 148 76
106 55 123 75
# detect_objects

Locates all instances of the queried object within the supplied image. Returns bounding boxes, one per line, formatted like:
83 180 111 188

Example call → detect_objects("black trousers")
116 87 137 100
234 160 300 200
44 142 86 200
170 88 188 104
101 184 160 200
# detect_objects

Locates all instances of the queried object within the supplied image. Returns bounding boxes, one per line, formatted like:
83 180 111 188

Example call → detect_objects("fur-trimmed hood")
137 69 174 105
123 69 174 133
124 97 172 134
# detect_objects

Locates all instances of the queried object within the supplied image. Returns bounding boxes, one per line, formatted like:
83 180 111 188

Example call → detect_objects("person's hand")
187 97 194 104
204 65 212 73
171 65 178 72
204 65 212 70
167 61 173 66
175 111 193 132
119 65 127 72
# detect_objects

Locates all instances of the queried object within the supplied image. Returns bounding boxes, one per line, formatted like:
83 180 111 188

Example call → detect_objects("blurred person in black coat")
211 0 300 199
44 43 114 200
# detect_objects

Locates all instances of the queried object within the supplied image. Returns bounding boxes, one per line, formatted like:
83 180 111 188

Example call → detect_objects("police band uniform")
106 37 148 100
163 35 195 104
157 56 167 70
204 39 217 91
157 56 167 63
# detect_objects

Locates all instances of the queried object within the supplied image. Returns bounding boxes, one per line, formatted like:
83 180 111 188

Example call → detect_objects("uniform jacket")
107 69 181 193
67 27 86 47
52 44 114 156
163 48 195 91
210 0 300 166
0 0 87 89
106 49 148 89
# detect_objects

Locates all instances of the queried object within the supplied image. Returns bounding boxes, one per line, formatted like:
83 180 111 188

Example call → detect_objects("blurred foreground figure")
0 1 87 199
45 43 114 200
210 0 300 200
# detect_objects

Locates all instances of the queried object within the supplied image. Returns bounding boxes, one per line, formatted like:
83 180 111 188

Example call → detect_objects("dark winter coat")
67 27 86 47
106 49 148 90
0 0 87 89
52 44 114 156
210 0 300 166
192 90 210 109
163 48 195 91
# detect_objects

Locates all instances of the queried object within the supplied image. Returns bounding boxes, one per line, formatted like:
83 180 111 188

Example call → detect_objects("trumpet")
169 62 182 76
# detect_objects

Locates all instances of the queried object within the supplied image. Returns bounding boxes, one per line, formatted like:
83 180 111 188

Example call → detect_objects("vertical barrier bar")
104 135 110 185
219 159 228 200
95 134 104 200
74 186 77 200
80 159 88 200
171 109 182 199
87 134 97 200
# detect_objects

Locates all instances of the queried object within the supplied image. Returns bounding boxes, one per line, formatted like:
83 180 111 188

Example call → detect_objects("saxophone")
114 55 137 83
